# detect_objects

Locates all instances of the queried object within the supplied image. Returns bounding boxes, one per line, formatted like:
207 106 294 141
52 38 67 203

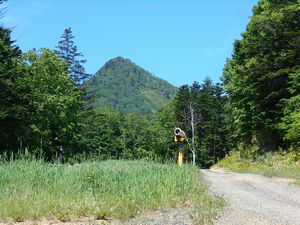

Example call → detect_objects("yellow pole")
178 151 184 167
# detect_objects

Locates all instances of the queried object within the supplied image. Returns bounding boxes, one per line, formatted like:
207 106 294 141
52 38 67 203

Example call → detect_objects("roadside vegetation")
0 159 223 223
218 148 300 186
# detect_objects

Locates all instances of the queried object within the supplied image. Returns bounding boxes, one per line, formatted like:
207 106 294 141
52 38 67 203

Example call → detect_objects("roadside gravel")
0 208 194 225
124 208 194 225
202 168 300 225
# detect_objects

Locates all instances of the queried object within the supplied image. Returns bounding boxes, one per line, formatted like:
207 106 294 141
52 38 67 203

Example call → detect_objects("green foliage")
222 0 300 150
79 108 124 159
0 23 84 158
121 113 155 159
0 39 82 157
279 68 300 145
79 107 172 161
17 49 82 156
155 100 178 160
84 57 178 116
198 80 231 167
0 26 23 151
0 160 223 223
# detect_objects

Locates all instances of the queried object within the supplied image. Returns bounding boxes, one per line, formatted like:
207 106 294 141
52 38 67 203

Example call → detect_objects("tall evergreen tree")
197 79 229 166
55 27 90 84
0 26 25 151
174 85 192 131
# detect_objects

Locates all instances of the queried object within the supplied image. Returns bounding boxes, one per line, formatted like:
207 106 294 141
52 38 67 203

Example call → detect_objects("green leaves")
280 68 300 145
223 0 300 150
80 106 175 161
0 47 82 156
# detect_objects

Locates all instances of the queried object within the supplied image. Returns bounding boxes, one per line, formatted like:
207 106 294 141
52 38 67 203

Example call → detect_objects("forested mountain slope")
84 57 178 115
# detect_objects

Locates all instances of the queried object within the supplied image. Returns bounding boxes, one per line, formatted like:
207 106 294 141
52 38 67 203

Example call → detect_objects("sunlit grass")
218 150 300 186
0 159 223 223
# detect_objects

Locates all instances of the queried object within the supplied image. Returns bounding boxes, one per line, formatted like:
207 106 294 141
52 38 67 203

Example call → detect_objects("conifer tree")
55 27 90 84
0 26 24 151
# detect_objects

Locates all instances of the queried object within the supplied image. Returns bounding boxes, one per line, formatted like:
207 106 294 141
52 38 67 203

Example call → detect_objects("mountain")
84 57 178 115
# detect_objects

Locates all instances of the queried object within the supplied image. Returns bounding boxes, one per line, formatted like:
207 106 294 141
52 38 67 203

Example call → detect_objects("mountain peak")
102 56 132 71
85 58 178 115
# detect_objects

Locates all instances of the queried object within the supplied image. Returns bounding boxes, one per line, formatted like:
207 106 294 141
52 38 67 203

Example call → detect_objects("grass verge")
218 150 300 185
0 159 223 224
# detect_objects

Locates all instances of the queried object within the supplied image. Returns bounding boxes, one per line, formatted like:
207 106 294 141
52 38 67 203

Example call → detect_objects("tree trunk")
190 102 196 165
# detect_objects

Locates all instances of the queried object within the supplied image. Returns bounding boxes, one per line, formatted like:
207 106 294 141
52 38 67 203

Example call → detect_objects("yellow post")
178 151 184 167
174 128 186 167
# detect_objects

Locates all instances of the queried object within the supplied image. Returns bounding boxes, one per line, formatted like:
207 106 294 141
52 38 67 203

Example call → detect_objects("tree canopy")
223 0 300 150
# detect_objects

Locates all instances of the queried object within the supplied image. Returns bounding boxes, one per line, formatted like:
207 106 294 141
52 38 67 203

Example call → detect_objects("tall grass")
0 159 223 223
218 150 300 185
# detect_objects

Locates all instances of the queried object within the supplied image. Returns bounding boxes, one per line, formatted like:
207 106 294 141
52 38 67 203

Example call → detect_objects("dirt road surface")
202 169 300 225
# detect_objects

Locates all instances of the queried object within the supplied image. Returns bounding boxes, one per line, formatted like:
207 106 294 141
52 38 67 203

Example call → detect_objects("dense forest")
0 0 299 167
223 0 300 154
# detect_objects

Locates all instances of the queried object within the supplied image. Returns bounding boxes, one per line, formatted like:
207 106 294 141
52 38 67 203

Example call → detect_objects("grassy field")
218 151 300 186
0 159 223 223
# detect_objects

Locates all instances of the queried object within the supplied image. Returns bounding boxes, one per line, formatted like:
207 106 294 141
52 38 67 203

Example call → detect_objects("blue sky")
1 0 257 86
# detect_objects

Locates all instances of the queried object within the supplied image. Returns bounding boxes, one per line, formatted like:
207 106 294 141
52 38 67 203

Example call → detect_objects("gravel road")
202 168 300 225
